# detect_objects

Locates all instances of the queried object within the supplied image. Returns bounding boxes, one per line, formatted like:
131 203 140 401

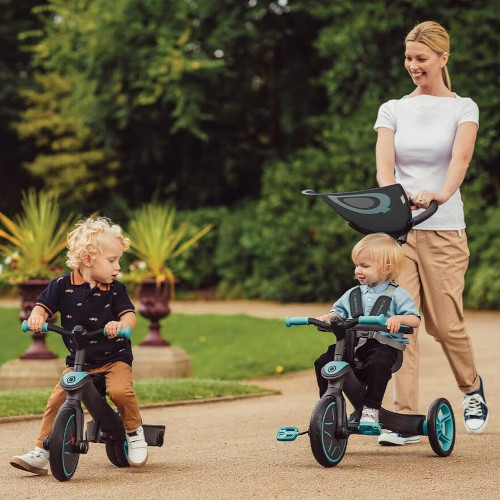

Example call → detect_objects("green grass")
0 379 269 418
0 307 333 379
0 306 333 417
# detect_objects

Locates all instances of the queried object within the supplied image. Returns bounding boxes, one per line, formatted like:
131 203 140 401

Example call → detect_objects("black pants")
314 339 399 409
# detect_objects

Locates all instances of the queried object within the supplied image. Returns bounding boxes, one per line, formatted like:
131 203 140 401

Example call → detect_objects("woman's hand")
410 190 447 209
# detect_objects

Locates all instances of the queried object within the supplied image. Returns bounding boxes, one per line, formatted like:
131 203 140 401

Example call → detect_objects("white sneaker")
360 407 379 424
10 447 49 475
126 426 148 467
378 431 420 446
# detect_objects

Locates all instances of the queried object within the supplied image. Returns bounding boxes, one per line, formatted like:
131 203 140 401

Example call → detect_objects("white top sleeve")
374 94 479 230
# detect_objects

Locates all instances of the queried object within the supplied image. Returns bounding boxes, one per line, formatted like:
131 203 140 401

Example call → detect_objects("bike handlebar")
21 320 132 340
285 314 412 334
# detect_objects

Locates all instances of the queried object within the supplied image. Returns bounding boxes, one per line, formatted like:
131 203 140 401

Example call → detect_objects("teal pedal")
276 426 300 441
358 422 382 436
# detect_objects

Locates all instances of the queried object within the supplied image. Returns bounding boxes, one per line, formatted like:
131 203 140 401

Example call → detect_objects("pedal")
358 422 382 436
276 426 300 441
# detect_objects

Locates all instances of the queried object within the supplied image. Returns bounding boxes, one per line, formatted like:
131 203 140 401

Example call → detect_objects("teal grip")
285 316 310 327
21 320 48 332
358 315 387 326
104 327 132 339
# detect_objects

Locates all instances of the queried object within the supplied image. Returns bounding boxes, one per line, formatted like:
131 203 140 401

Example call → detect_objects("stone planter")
137 278 171 346
18 279 57 360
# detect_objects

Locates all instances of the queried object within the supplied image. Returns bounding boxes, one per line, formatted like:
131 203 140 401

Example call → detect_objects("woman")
374 21 488 445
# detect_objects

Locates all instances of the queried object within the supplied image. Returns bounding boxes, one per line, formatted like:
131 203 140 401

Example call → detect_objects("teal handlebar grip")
21 320 48 332
358 315 387 326
104 326 132 339
285 316 310 327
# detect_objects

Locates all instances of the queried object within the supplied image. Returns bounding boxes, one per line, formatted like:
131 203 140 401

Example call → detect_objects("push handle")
285 316 310 327
21 320 132 339
412 200 438 226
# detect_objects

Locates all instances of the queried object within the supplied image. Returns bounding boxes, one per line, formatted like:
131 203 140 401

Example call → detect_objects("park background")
1 0 499 308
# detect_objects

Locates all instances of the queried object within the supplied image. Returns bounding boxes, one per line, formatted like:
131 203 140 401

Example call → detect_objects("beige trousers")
36 361 142 448
393 229 479 413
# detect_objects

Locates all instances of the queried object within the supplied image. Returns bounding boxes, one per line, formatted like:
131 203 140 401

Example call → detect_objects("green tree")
0 0 47 214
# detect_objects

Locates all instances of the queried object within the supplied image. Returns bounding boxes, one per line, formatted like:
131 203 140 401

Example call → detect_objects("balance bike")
22 320 165 481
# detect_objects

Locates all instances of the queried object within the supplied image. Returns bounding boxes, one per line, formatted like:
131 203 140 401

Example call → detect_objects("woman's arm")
375 127 397 187
412 121 478 207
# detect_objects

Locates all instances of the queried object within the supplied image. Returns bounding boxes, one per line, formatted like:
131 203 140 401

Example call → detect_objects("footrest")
143 424 165 447
276 426 300 441
358 422 382 436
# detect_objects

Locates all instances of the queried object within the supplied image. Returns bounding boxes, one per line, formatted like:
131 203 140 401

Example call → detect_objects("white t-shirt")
374 94 479 230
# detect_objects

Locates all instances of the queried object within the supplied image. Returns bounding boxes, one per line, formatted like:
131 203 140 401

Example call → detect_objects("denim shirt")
330 281 420 344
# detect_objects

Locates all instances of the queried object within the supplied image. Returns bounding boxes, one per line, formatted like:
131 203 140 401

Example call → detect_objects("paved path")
1 302 499 499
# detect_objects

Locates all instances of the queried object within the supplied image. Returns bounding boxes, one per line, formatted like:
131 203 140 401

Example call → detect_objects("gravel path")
1 302 499 499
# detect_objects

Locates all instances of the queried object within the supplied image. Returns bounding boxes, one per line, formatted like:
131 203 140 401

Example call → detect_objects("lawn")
0 306 333 417
0 307 333 380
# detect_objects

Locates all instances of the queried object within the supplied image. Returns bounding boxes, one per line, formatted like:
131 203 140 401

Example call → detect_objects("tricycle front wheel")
49 407 80 481
309 395 348 467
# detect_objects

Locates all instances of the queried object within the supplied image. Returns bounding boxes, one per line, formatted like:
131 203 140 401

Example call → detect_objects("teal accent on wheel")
427 398 455 457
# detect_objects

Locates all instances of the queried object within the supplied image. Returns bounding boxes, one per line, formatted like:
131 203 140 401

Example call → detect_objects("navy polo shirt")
36 269 136 368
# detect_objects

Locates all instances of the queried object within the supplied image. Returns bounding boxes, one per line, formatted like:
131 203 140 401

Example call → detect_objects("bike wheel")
49 407 80 481
105 440 130 467
309 395 348 467
427 398 455 457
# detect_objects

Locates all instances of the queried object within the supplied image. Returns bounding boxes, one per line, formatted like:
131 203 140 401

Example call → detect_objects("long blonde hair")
405 21 451 90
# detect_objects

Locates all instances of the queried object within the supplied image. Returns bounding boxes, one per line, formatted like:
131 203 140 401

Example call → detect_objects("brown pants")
393 229 479 414
36 361 142 448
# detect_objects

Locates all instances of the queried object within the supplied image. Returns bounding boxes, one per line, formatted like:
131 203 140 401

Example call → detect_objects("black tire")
105 440 130 467
427 398 455 457
49 407 80 481
309 395 348 467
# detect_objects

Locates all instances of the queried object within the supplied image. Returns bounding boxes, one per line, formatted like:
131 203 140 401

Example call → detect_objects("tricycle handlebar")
284 315 412 334
21 320 132 340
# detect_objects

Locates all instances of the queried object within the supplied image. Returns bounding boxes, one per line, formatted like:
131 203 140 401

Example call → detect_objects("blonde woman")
374 21 488 445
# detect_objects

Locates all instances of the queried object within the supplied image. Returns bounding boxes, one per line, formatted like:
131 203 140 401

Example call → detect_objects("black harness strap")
349 281 399 318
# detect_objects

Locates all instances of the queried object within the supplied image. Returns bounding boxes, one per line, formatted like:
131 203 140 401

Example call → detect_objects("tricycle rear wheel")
105 440 130 467
427 397 455 457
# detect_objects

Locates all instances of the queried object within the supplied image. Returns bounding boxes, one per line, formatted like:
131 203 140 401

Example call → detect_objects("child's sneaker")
378 431 420 446
126 426 148 467
360 407 379 424
10 447 49 475
358 406 381 435
463 376 489 434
